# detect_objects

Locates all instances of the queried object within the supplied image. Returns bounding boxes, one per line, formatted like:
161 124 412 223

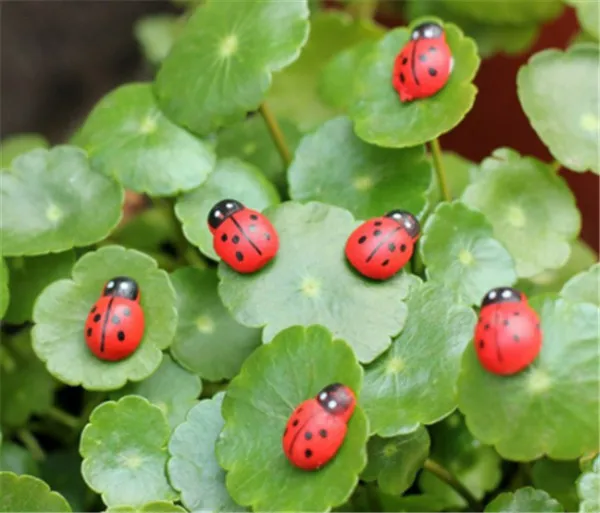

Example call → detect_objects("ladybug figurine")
345 209 420 280
474 287 542 376
392 21 453 103
207 199 279 273
282 383 356 471
84 276 145 361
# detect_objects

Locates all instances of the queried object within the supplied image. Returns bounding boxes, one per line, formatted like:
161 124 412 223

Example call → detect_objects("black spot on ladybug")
319 429 327 438
250 214 258 220
399 72 405 83
419 54 427 62
428 68 438 77
484 324 490 330
298 407 303 413
305 449 313 458
93 314 101 322
479 340 485 348
304 431 312 440
402 57 408 65
117 331 125 342
536 323 541 330
221 233 228 242
429 46 437 53
123 307 131 317
91 306 97 313
248 224 257 232
86 328 92 337
400 244 407 252
358 236 367 244
388 243 396 251
232 235 240 244
382 259 390 267
514 311 520 316
264 233 271 240
513 335 520 342
112 316 120 325
235 251 244 262
292 419 299 427
503 320 509 326
374 221 382 226
374 230 382 236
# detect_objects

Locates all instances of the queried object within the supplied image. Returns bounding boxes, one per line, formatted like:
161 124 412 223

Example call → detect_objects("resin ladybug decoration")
282 383 356 471
392 22 453 103
345 209 420 280
475 287 542 376
208 199 279 273
84 277 145 362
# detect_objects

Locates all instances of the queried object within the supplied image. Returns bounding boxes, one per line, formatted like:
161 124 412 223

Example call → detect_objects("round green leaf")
0 442 39 477
168 392 244 512
134 15 183 65
218 201 418 363
421 201 517 305
461 148 581 278
361 280 476 436
107 501 186 513
110 353 201 429
154 0 310 136
567 0 599 41
288 116 431 219
40 449 89 513
80 396 177 507
175 158 280 261
0 472 71 512
361 426 430 495
458 295 599 461
349 20 480 148
170 267 261 381
424 151 476 210
32 245 177 391
1 146 124 257
73 83 216 196
485 487 564 513
532 458 580 512
517 45 599 174
216 325 367 512
0 133 48 168
441 0 563 25
577 455 600 513
0 259 8 319
561 263 599 306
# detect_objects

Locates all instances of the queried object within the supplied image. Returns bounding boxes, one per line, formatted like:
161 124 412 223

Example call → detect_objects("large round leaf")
461 148 580 278
0 133 48 168
441 0 563 25
349 20 480 148
288 116 431 219
216 325 368 512
218 201 418 364
577 455 600 513
485 487 563 512
0 146 124 257
517 44 599 174
154 0 310 136
32 245 177 391
532 458 580 512
73 83 216 196
458 295 599 461
80 396 177 507
0 472 71 512
560 263 599 307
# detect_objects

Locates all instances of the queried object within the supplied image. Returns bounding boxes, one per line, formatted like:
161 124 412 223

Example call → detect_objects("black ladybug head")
316 383 355 416
207 199 244 230
385 210 420 239
103 277 139 301
481 287 523 307
411 22 443 40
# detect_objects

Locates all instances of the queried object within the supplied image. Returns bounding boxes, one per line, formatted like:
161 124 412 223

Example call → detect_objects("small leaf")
566 0 599 41
0 442 39 476
134 14 183 65
561 263 599 306
0 146 124 257
218 201 418 363
484 487 564 512
32 245 177 391
216 325 368 512
577 455 600 513
110 353 202 429
441 0 563 25
73 83 216 196
154 0 310 136
288 116 431 219
107 501 186 513
168 392 244 513
175 158 280 261
361 281 476 436
0 472 72 512
517 44 599 174
425 151 476 210
40 449 89 513
80 396 177 507
349 20 480 148
461 148 580 278
458 296 599 461
0 133 49 168
361 426 430 495
0 259 8 318
421 201 517 305
170 267 261 381
532 458 580 512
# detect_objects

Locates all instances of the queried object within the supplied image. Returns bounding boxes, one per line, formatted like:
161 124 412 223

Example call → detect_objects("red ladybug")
392 22 453 103
207 199 279 273
282 383 356 471
345 210 420 280
475 287 542 376
84 277 145 362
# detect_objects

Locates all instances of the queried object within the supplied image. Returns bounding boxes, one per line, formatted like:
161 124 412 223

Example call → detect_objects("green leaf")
361 426 430 495
110 353 201 429
32 245 177 391
577 455 600 513
349 20 480 148
168 392 244 512
216 325 368 512
0 442 39 476
561 263 599 306
0 259 8 319
40 449 89 513
441 0 564 25
458 295 599 461
0 146 124 257
0 133 49 168
175 158 280 261
80 396 177 507
218 201 417 363
532 458 580 512
378 493 448 512
566 0 599 41
170 267 261 381
4 251 75 324
0 472 72 512
107 501 185 513
288 116 431 219
425 151 476 210
154 0 310 136
421 201 517 305
73 83 216 196
134 14 183 65
517 44 599 174
361 281 476 436
461 148 580 278
485 487 564 512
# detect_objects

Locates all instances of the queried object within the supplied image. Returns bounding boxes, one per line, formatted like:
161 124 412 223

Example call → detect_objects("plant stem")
430 138 452 202
46 406 80 429
423 458 481 511
259 103 292 166
550 160 562 173
17 428 45 461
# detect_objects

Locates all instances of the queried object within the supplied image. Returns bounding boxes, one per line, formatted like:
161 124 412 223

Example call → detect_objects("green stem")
550 160 562 173
46 406 80 429
347 0 378 20
423 458 481 512
17 429 45 461
430 138 452 202
79 393 107 427
259 103 292 166
0 345 16 372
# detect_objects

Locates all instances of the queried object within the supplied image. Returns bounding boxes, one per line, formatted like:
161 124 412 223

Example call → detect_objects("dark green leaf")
0 472 71 512
561 263 599 306
566 0 599 41
107 501 186 513
0 133 49 168
577 455 600 513
0 442 39 477
485 487 563 512
379 493 447 512
40 449 89 513
0 259 8 319
134 15 183 65
532 458 580 512
441 0 563 25
425 151 476 210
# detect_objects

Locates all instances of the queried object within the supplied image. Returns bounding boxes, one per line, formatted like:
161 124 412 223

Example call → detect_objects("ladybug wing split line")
365 226 402 263
99 296 116 353
229 214 263 256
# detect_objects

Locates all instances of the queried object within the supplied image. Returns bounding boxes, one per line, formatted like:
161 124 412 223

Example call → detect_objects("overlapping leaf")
107 502 186 513
441 0 563 25
0 472 71 512
40 450 89 513
134 14 182 65
566 0 599 41
0 441 39 477
532 458 580 512
0 133 48 168
560 263 599 306
485 487 564 512
577 455 600 513
424 151 476 210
